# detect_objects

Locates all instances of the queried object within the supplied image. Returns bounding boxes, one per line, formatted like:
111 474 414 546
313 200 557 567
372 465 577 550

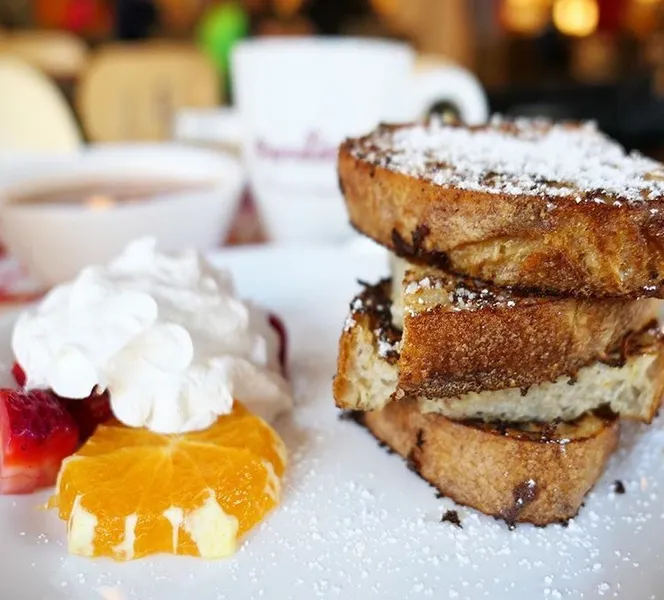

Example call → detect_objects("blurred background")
0 0 663 292
0 0 661 152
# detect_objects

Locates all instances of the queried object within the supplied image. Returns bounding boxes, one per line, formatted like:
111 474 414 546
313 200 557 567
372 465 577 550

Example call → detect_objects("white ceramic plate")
0 244 663 600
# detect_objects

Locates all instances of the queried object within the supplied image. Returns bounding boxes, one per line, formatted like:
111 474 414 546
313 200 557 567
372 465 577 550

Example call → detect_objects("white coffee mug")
232 37 488 244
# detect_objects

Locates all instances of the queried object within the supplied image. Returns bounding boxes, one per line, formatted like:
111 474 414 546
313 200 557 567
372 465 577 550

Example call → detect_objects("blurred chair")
34 0 112 39
376 0 476 69
154 0 206 35
0 29 88 82
0 56 82 155
77 42 222 142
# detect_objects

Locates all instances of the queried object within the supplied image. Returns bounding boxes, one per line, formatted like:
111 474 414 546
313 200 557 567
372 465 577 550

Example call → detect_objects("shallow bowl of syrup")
0 143 244 285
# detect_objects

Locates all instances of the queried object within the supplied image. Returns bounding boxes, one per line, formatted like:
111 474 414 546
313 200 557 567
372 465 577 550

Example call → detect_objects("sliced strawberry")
0 388 79 494
11 362 25 387
60 391 111 442
268 313 288 376
10 363 110 442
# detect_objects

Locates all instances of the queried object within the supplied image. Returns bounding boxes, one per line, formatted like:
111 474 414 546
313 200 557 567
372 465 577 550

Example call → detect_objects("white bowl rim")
0 143 245 214
233 36 413 58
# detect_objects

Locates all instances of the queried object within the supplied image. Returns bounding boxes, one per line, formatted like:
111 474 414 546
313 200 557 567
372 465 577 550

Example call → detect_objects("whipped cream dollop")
12 239 292 433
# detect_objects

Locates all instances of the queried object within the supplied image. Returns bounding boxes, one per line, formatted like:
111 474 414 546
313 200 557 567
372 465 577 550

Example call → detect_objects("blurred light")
553 0 599 37
85 195 115 210
96 587 127 600
627 0 662 36
570 33 617 82
274 0 304 18
500 0 552 36
369 0 399 18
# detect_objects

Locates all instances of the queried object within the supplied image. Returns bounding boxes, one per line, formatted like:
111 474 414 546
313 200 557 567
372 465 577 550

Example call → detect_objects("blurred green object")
197 1 249 85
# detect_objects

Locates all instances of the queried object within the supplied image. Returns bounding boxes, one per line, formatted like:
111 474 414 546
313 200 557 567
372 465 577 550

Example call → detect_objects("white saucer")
0 244 662 600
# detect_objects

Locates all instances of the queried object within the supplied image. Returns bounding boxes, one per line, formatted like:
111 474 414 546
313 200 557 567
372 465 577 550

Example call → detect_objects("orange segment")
73 420 169 455
50 402 286 561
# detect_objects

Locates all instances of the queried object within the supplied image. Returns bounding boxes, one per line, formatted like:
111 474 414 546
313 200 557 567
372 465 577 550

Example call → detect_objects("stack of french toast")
333 117 664 527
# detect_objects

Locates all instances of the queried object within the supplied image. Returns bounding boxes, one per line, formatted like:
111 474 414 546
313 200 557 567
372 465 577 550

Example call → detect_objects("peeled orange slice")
49 402 286 560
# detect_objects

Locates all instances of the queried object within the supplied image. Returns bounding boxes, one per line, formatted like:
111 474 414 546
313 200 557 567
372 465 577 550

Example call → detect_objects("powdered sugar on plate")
2 246 664 599
348 117 664 204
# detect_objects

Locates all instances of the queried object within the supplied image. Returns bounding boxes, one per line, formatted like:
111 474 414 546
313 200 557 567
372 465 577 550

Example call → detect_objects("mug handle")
408 65 489 125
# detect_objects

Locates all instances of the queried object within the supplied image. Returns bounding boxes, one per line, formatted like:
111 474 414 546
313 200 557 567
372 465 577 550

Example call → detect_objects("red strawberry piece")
0 388 79 494
268 313 288 376
60 391 111 442
11 363 25 387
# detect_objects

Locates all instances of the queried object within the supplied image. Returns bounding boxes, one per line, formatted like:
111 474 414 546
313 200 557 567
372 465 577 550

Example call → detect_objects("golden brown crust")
343 277 661 400
358 400 619 526
334 281 664 422
333 315 364 410
333 308 398 412
399 267 661 397
339 137 664 298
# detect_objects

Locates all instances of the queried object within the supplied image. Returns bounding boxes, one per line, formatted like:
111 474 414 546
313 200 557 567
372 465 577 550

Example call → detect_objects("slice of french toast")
334 280 664 423
351 400 618 527
390 256 661 400
335 292 620 526
338 118 664 297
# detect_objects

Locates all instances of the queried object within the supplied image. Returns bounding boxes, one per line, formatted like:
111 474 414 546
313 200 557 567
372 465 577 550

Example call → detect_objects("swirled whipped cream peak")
11 238 292 433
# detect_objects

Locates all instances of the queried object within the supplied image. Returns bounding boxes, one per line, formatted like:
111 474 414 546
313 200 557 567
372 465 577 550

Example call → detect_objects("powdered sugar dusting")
376 336 399 359
349 117 664 204
447 285 512 312
404 271 524 314
6 248 664 599
343 313 356 332
347 280 401 363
